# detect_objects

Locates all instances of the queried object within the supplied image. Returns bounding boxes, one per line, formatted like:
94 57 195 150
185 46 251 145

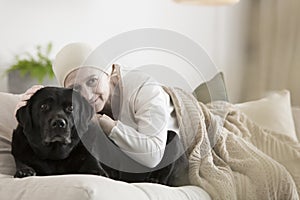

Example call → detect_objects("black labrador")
12 87 189 186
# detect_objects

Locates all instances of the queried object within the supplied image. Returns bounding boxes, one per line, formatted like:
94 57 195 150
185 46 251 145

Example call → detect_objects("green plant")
6 43 55 83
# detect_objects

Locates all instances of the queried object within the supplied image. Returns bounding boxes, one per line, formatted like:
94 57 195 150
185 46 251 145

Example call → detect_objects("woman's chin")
94 104 104 113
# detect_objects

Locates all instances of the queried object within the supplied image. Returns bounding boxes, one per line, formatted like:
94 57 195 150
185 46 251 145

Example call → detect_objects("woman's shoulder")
119 69 167 102
121 69 161 89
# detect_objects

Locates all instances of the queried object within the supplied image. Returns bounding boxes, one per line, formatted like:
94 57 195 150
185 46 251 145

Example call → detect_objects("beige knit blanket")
164 87 300 200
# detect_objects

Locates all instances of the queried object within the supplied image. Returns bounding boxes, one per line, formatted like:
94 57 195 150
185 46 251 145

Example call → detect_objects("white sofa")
0 92 211 200
0 89 299 200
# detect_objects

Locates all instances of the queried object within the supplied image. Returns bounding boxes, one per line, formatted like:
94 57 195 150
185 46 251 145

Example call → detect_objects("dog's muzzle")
43 117 72 145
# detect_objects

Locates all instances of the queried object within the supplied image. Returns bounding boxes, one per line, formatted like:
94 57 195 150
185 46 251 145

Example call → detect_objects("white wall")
0 0 249 102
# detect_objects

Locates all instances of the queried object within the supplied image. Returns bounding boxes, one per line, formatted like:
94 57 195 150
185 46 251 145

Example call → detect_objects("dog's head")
16 87 94 160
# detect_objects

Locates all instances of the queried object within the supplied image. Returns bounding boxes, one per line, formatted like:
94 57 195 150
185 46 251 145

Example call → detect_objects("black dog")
12 87 189 186
12 87 108 178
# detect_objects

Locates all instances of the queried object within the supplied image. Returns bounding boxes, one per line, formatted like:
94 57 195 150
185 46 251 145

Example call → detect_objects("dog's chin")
39 142 74 160
43 128 72 144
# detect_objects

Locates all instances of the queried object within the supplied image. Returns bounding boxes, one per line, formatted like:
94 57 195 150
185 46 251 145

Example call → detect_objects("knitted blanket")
164 87 300 200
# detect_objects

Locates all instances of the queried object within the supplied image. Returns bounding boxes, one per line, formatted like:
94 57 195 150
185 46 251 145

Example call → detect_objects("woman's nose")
81 86 94 102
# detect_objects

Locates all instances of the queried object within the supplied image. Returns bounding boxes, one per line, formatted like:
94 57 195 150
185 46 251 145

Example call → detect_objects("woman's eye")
86 77 98 87
40 104 49 111
66 105 74 112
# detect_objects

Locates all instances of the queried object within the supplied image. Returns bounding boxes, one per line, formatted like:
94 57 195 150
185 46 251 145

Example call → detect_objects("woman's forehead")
65 67 106 86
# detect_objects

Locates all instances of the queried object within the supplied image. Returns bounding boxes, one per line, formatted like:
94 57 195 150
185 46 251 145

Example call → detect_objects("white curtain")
242 0 300 106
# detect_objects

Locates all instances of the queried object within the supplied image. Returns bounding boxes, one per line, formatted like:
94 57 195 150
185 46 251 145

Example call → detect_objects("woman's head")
52 42 94 87
52 42 114 112
64 67 111 113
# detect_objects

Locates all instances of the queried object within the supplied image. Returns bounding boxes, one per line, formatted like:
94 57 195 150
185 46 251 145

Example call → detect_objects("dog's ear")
73 94 94 134
15 104 32 132
80 98 94 129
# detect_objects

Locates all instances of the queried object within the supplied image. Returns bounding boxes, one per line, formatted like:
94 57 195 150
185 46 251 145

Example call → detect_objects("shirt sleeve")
108 83 170 168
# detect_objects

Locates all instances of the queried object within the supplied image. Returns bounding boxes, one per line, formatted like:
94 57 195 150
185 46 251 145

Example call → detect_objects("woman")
16 42 183 177
15 43 300 199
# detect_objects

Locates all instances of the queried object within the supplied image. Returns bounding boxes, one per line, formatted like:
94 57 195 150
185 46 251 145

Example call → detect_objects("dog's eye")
40 104 50 111
66 105 74 112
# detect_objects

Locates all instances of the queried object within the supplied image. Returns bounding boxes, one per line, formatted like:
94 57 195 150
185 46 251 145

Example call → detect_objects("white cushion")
0 174 210 200
235 90 298 142
292 107 300 141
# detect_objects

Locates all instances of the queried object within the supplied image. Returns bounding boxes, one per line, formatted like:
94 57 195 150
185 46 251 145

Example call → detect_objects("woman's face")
64 67 110 113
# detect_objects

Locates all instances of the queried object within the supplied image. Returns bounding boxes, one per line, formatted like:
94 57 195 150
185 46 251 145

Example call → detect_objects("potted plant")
6 43 57 93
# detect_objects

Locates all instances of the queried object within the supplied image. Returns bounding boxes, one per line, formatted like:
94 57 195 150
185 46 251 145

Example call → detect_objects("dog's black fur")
12 87 109 177
12 87 189 186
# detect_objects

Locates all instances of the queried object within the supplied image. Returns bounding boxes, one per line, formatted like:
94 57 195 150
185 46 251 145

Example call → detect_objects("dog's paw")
14 168 36 178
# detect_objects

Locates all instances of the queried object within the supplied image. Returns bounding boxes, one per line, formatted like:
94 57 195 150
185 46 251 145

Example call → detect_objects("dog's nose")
51 118 67 129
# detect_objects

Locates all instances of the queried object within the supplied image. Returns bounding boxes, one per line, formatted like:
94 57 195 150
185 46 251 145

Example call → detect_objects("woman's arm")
108 84 171 168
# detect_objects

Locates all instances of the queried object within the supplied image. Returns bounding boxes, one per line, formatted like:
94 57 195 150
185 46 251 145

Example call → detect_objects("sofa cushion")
0 92 21 139
193 72 228 104
235 90 298 141
0 174 210 200
0 92 21 175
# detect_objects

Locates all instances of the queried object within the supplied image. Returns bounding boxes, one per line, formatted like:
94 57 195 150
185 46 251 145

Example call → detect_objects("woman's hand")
14 85 44 115
96 114 117 135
